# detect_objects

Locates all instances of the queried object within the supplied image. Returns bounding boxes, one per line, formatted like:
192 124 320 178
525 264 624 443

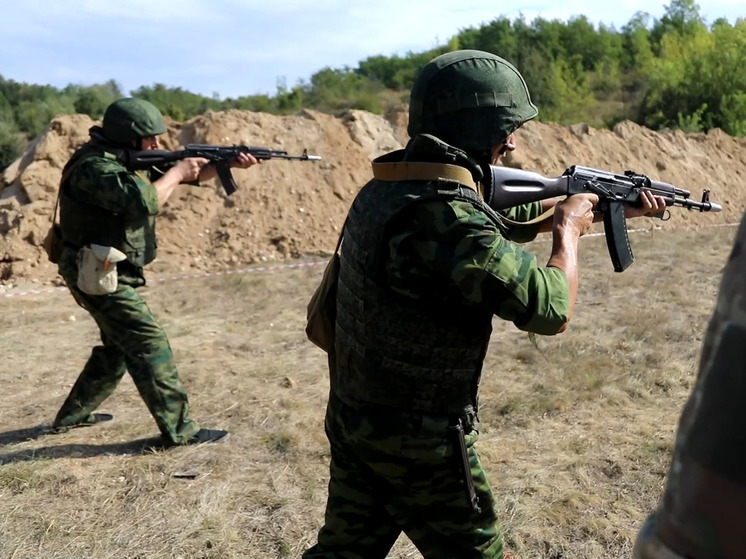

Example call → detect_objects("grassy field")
0 224 735 559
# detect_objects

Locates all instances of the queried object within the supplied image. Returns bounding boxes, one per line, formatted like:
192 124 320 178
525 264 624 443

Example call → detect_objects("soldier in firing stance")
51 98 258 446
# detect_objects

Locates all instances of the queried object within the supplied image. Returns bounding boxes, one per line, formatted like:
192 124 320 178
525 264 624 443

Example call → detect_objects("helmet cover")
408 50 538 150
102 98 166 144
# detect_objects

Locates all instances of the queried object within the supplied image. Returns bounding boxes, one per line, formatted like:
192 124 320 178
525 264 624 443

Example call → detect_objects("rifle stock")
483 164 722 272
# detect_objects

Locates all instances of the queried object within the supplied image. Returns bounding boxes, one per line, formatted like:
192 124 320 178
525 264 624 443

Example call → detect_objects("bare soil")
1 108 745 558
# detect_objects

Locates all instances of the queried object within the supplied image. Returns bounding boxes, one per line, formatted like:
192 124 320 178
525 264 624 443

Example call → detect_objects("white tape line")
1 261 327 299
147 260 327 285
2 221 741 300
1 286 68 299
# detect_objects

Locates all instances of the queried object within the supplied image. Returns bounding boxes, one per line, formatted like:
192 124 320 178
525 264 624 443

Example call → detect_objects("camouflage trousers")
303 392 503 559
54 248 200 445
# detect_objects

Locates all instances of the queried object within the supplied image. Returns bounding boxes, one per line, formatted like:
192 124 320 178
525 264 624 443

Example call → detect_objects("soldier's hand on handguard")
553 193 599 237
624 190 668 219
230 152 260 169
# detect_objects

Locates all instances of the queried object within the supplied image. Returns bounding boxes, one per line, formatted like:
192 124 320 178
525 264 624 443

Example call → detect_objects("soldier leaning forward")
51 98 257 446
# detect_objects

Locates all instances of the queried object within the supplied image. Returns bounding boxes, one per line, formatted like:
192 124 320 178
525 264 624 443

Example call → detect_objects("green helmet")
408 50 538 151
101 98 166 144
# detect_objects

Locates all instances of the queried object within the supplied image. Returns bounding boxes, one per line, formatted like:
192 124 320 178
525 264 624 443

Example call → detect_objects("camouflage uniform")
633 211 746 559
303 134 570 559
52 139 201 445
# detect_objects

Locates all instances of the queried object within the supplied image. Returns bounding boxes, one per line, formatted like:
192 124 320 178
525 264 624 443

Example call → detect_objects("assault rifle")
482 165 722 272
120 144 321 196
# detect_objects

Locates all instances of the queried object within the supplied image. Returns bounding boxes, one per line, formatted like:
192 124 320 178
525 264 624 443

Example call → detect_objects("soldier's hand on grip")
174 157 209 183
553 193 599 237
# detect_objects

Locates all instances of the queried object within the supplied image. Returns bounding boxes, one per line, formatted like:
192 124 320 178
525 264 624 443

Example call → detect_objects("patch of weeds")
514 347 541 365
640 440 673 455
265 432 295 455
582 372 604 392
0 465 38 495
276 537 292 557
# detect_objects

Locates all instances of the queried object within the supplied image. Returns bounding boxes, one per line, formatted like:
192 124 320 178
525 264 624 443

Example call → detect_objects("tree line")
1 0 744 172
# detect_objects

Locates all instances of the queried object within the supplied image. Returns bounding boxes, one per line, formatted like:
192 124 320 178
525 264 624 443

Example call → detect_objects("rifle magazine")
603 200 634 272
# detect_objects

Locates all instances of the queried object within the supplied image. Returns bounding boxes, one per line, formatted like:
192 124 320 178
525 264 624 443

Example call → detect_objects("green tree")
131 84 222 120
0 119 22 171
455 17 519 62
73 85 118 119
640 18 746 135
621 12 655 73
560 15 605 70
0 91 21 169
650 0 707 50
521 51 596 124
15 97 74 138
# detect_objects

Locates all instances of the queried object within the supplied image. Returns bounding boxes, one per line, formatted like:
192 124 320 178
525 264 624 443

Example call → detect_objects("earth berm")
1 107 743 289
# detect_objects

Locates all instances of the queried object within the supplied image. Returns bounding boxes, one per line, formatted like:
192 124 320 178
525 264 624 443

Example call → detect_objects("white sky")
1 0 742 99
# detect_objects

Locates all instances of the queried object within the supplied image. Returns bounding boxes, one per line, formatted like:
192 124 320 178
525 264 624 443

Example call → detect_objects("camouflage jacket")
331 135 571 415
59 141 161 268
380 136 571 334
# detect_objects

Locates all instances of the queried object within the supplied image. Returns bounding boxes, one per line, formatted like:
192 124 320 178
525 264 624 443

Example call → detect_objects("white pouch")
77 244 128 295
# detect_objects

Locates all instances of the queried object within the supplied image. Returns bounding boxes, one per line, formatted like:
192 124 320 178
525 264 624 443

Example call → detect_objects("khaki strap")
501 206 555 227
371 158 556 230
372 161 478 191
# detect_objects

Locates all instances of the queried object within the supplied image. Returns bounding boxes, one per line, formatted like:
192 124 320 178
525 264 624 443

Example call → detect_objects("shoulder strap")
372 158 553 233
49 186 62 225
372 160 478 191
333 216 348 254
48 163 75 225
50 144 98 225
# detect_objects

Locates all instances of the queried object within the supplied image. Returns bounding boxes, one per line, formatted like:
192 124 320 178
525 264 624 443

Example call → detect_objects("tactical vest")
331 177 502 416
58 145 157 267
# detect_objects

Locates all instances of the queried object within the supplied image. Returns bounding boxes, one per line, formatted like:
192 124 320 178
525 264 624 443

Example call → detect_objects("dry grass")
0 224 735 559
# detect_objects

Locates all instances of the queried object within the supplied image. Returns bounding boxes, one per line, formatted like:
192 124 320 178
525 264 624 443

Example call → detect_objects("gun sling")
372 160 479 190
371 160 553 229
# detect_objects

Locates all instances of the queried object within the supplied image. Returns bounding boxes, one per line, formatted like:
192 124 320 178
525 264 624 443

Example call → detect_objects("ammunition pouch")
76 244 127 295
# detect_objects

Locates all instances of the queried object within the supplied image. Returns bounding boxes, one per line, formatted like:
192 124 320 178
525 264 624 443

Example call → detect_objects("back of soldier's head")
102 98 166 145
408 50 538 152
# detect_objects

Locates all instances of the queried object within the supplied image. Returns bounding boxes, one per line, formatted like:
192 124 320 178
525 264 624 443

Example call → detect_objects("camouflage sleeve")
500 201 544 223
499 201 544 243
70 156 160 216
386 199 570 335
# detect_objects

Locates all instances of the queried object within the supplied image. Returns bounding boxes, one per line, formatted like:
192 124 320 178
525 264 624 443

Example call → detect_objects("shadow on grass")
0 425 171 464
0 425 52 447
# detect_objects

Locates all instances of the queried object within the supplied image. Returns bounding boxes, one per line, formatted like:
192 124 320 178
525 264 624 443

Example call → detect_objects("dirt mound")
2 108 744 286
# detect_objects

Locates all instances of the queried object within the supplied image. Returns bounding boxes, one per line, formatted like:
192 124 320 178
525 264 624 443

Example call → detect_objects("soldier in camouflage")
633 212 746 557
302 50 665 559
52 98 258 446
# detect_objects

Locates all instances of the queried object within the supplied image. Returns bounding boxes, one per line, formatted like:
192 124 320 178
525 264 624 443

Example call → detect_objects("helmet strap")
466 149 493 168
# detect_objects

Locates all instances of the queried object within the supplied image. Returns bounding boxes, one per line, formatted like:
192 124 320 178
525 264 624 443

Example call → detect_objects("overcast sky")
1 0 742 99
